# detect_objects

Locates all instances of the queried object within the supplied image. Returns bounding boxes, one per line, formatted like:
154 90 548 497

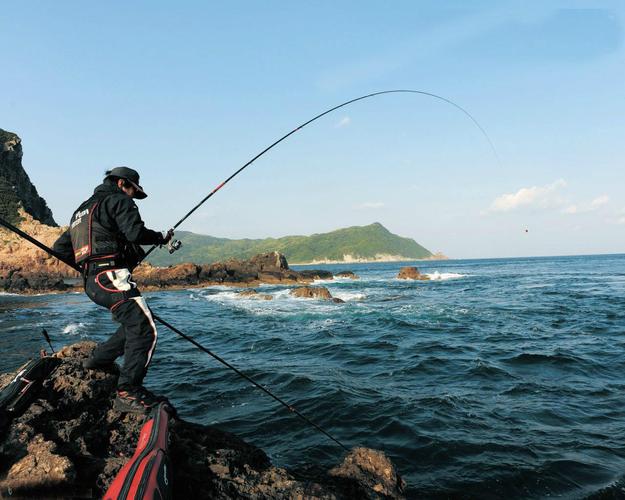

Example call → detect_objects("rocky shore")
133 252 340 291
0 342 405 498
0 213 355 295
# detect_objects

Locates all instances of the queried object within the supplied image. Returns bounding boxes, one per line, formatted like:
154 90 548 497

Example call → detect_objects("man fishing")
53 167 173 414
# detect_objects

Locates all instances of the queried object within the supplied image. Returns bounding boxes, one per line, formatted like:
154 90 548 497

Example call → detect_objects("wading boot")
114 386 173 415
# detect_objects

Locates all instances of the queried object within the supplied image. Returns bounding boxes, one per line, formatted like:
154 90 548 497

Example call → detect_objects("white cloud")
355 201 385 209
334 116 351 128
562 194 610 215
591 195 610 208
488 179 566 213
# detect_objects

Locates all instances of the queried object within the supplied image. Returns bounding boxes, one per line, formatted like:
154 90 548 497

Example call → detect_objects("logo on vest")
71 208 90 229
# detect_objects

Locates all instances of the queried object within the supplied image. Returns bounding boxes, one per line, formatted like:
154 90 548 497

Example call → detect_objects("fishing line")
143 88 501 261
0 216 348 451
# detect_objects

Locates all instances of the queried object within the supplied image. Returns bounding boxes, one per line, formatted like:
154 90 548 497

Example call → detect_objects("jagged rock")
247 251 289 272
397 266 429 280
0 129 56 226
130 253 336 291
0 208 79 293
0 342 405 498
133 262 201 287
0 268 68 292
0 434 76 494
298 270 334 280
329 447 406 499
291 286 333 300
336 271 359 279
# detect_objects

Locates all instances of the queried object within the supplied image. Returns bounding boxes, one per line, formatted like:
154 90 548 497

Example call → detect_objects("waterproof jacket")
53 180 164 268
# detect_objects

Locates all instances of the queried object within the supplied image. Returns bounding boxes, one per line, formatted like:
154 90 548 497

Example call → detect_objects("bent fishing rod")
0 216 348 451
143 88 500 261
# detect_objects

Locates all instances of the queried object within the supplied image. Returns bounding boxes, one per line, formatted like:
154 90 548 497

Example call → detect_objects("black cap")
106 166 147 199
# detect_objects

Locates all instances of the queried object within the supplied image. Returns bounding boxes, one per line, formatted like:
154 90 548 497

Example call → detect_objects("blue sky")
1 1 623 258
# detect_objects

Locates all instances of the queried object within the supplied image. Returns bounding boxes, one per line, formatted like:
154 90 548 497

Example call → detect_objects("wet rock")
0 270 69 293
298 269 334 280
291 286 333 300
397 266 429 280
0 342 405 498
329 447 406 499
335 271 359 279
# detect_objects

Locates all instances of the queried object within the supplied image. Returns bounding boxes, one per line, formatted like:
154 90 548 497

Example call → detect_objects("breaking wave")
425 271 467 280
62 322 88 336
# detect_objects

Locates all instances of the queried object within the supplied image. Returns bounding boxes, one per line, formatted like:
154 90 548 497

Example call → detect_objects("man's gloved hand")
158 229 174 246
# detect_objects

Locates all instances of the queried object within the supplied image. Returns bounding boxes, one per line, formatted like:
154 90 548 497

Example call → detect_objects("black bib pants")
84 266 158 390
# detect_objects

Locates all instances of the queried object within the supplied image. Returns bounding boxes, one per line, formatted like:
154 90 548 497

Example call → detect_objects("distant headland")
146 223 444 267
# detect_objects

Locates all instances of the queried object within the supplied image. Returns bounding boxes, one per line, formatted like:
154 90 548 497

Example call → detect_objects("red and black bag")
104 402 173 500
0 356 61 431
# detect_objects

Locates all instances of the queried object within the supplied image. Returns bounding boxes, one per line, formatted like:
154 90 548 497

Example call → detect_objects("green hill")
147 222 432 266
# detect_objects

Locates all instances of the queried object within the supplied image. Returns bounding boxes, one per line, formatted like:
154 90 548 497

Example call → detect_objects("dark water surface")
2 254 625 498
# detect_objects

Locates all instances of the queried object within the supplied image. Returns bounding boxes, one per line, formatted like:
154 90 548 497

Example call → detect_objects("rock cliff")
0 129 56 226
0 342 405 498
0 209 79 293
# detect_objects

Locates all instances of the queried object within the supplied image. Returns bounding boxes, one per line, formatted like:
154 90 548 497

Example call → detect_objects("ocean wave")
62 322 88 336
504 352 584 366
310 278 335 284
331 291 366 301
425 271 467 281
199 288 341 316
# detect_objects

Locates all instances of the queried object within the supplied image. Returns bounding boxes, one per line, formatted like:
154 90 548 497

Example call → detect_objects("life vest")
69 193 122 264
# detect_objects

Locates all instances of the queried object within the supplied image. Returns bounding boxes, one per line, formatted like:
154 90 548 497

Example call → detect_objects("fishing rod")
143 88 500 261
0 216 348 451
41 329 55 353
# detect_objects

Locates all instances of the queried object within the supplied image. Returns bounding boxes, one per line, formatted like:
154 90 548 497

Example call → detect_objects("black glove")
158 229 174 246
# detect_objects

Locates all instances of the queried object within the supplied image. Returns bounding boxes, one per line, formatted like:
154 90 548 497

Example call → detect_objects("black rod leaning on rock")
141 88 501 262
41 328 55 353
0 215 349 451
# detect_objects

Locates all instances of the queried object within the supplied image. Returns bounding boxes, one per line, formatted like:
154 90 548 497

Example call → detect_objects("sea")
1 254 625 499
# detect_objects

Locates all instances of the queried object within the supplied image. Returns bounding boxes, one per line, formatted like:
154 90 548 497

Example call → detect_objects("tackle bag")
104 402 173 500
0 356 61 431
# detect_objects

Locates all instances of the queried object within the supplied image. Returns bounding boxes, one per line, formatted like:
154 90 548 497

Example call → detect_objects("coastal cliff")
0 209 79 292
0 129 56 226
0 342 405 498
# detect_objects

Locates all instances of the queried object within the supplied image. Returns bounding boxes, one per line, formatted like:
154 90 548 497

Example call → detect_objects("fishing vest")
69 193 122 264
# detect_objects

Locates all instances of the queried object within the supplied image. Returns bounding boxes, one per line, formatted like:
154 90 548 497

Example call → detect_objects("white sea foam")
201 287 340 316
311 276 356 285
332 291 366 301
424 272 467 281
63 322 87 336
311 278 336 285
195 285 235 291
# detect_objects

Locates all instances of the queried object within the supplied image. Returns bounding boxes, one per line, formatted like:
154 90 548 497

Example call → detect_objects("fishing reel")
168 239 182 254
